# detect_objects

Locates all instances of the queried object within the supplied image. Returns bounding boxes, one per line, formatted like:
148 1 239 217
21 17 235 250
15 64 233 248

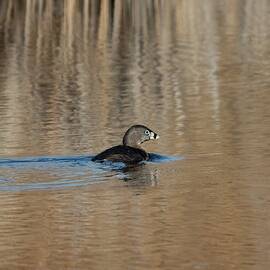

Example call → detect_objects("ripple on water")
0 154 182 192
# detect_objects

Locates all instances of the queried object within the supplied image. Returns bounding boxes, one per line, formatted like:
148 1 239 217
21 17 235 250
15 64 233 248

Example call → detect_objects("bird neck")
123 137 141 148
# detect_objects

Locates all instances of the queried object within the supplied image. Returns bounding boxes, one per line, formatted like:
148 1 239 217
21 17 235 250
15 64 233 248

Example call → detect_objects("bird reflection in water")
117 164 159 187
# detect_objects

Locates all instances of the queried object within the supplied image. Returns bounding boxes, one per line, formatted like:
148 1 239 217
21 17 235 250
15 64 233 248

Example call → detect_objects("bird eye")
145 130 150 136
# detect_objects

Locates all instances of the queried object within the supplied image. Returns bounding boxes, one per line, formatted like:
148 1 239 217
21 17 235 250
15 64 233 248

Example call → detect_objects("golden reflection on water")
0 1 270 270
0 1 270 157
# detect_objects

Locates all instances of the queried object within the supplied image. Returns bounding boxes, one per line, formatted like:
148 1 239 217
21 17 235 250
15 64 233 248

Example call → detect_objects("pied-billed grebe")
92 125 159 164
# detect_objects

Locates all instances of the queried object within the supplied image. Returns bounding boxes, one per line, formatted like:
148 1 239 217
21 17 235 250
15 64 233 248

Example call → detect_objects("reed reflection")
0 1 269 158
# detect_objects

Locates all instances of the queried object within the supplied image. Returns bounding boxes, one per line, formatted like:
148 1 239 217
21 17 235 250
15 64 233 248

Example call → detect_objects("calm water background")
0 1 270 269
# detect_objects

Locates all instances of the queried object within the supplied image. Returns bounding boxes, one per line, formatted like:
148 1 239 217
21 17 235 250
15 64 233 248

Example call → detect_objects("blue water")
0 154 182 192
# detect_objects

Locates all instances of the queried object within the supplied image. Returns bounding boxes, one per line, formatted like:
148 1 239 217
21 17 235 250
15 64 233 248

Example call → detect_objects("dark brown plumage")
92 125 159 164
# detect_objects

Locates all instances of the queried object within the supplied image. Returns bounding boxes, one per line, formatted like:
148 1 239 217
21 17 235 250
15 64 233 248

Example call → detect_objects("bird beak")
150 132 159 140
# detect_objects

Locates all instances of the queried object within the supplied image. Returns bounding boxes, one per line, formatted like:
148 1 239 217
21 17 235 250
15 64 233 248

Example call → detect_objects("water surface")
0 1 270 270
